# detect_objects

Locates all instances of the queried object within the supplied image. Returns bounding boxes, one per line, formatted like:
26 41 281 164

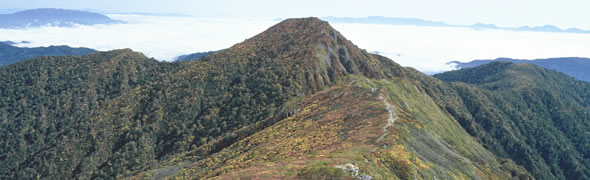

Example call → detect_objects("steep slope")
449 57 590 82
0 42 96 65
429 62 590 179
1 18 529 179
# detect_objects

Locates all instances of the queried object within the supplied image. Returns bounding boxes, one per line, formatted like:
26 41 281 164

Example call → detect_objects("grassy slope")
132 75 529 179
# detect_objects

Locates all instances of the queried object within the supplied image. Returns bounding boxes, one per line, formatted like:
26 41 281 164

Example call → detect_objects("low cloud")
1 15 590 73
331 23 590 73
0 15 277 61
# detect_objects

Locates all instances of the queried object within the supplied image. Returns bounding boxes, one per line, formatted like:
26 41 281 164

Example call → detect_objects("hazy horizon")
2 1 590 73
4 8 590 32
2 14 590 73
2 0 590 30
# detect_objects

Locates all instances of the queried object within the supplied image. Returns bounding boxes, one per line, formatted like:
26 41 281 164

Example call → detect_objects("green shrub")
297 161 350 180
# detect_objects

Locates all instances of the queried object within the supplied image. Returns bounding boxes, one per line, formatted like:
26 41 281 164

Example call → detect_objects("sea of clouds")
1 14 590 73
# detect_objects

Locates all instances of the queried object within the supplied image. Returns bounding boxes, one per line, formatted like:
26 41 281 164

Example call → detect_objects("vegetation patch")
297 161 351 179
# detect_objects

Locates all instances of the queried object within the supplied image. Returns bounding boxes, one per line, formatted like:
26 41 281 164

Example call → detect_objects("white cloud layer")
331 23 590 73
1 15 590 73
0 15 278 61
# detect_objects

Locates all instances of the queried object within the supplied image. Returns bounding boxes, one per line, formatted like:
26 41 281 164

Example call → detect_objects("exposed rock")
335 163 373 180
338 47 356 74
335 163 359 176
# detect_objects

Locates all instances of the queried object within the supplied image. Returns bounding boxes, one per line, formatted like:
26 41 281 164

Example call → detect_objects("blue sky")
2 0 590 29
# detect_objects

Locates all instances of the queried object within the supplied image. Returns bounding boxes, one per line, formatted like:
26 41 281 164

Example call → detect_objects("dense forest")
0 17 587 179
0 42 96 65
0 49 179 178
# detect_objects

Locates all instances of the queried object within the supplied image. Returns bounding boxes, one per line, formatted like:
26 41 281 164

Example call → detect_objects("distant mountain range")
321 16 449 27
0 41 96 65
448 57 590 82
0 8 124 29
174 50 218 62
0 41 30 45
322 16 590 34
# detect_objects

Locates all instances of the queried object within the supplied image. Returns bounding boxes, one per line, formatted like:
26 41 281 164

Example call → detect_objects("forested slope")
428 62 590 179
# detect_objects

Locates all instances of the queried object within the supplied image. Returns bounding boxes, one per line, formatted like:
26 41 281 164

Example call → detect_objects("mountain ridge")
448 57 590 82
0 8 123 29
0 41 97 65
322 16 590 34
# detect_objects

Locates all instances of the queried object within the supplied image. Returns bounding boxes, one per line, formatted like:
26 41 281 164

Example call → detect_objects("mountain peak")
234 17 339 50
271 17 331 31
217 17 405 94
277 17 326 25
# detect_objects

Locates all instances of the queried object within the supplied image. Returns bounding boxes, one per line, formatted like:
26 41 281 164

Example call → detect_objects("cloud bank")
331 23 590 73
1 15 590 73
0 15 277 61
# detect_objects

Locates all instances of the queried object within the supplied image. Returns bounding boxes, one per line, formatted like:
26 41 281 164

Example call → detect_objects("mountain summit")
216 17 405 94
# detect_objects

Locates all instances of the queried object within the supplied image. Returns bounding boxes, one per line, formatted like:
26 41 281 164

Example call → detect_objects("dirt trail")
375 94 398 144
359 78 399 151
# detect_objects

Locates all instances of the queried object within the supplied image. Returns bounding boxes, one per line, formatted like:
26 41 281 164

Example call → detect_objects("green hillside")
431 62 590 179
0 49 180 178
